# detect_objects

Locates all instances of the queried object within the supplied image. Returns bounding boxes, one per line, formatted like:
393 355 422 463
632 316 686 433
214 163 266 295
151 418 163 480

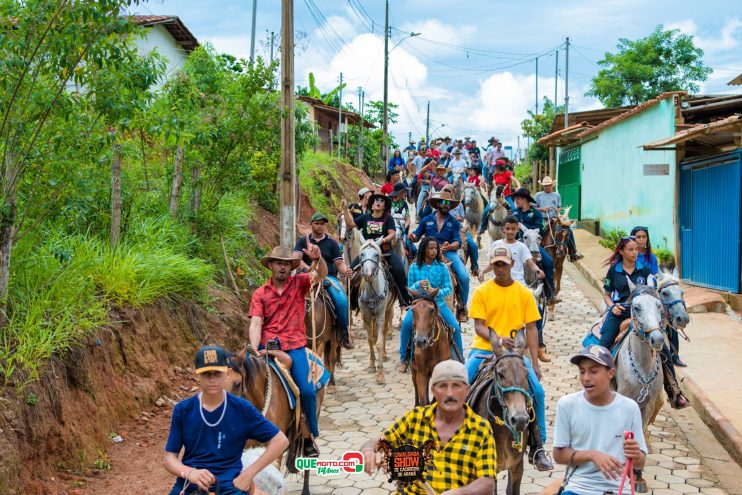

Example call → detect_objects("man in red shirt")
248 244 328 457
380 169 400 195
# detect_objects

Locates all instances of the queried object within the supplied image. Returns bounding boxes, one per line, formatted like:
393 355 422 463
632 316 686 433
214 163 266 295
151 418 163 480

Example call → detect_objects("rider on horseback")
340 194 414 308
449 194 480 277
396 236 464 374
465 245 554 471
534 176 583 261
164 345 289 495
476 159 519 237
409 190 470 321
512 187 559 305
361 360 497 494
248 245 327 458
349 187 373 219
293 212 354 350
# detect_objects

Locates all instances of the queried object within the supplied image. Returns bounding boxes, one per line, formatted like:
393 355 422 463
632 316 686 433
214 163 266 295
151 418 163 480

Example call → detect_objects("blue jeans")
399 304 463 362
537 304 544 347
478 199 515 234
599 305 631 349
287 347 320 437
444 250 469 305
406 238 418 258
465 349 546 443
325 276 348 338
539 246 555 295
416 185 430 217
466 232 479 270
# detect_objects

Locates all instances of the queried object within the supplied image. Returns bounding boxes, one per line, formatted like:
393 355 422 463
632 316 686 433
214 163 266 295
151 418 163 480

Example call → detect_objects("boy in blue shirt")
164 345 288 494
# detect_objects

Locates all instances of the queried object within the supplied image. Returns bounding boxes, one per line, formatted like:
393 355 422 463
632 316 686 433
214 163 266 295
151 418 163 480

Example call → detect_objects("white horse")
487 184 510 242
358 239 397 384
463 182 484 247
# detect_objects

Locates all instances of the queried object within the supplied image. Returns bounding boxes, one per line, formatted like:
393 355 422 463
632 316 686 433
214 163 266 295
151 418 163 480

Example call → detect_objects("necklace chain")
198 390 227 427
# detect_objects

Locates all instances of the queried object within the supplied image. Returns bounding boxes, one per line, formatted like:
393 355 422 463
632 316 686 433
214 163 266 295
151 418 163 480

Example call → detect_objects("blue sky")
139 0 742 151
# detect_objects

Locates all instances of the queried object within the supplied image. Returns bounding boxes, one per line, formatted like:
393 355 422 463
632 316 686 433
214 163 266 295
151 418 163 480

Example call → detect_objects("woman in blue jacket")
387 149 405 171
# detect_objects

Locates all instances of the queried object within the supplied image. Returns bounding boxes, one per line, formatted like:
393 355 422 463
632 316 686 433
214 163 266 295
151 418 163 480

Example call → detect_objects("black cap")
570 345 615 368
195 345 229 374
390 182 407 198
386 169 400 182
511 187 536 204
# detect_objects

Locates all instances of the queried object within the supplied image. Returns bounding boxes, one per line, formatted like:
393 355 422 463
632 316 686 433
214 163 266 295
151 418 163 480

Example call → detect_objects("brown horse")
305 282 342 387
467 329 532 495
408 292 456 406
542 208 573 296
231 348 326 495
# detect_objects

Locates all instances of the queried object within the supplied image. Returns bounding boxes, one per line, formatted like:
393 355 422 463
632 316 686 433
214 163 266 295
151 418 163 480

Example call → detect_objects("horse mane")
412 291 437 306
627 284 659 304
360 239 382 256
242 352 265 392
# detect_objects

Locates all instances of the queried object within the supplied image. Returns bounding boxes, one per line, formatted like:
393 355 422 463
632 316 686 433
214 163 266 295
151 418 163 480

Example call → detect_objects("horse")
451 168 465 199
467 329 533 495
521 225 555 321
358 239 397 384
408 292 458 406
613 280 667 493
305 282 342 387
542 207 572 296
230 348 326 495
463 182 484 247
656 268 690 333
487 184 509 242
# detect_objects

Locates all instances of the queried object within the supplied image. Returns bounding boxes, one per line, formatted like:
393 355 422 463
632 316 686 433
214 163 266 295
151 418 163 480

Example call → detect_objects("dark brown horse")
467 329 532 495
230 347 326 495
305 282 342 387
408 293 457 406
542 210 573 296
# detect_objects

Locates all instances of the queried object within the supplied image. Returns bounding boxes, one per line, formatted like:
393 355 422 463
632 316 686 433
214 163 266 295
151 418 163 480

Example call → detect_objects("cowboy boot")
662 361 689 409
527 420 554 471
537 346 551 363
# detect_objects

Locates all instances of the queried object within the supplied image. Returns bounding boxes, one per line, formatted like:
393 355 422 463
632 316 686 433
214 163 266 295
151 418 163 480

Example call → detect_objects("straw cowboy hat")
261 246 300 269
429 190 461 210
538 176 556 186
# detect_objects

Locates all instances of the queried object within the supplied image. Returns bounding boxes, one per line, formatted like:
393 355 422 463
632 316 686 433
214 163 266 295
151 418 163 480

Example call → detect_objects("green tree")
521 97 563 163
586 25 712 107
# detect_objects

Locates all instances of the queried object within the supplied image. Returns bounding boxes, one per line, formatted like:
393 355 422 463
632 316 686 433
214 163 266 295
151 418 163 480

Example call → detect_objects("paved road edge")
571 256 742 469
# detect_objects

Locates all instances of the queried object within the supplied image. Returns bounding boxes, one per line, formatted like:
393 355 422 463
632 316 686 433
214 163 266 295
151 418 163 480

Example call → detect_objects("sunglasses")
438 200 452 206
621 235 637 241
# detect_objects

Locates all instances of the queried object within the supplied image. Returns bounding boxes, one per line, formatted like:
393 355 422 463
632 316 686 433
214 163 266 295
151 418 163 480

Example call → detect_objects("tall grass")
0 221 213 386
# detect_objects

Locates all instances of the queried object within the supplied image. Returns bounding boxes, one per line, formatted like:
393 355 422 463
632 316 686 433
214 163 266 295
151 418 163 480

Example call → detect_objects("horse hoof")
634 480 648 493
376 372 385 384
367 365 376 372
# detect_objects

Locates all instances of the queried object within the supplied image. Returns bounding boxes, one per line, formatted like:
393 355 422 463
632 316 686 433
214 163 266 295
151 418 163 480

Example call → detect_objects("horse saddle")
583 313 632 360
467 357 497 409
268 349 331 413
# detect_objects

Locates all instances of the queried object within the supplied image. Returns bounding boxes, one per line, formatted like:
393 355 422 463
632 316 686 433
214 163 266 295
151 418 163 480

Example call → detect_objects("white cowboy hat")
538 176 555 186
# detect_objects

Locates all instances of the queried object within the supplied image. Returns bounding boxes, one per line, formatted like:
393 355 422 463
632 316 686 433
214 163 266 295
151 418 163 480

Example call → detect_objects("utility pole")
565 37 570 128
338 73 343 159
270 31 275 64
554 50 559 105
249 0 258 66
279 0 296 246
382 0 390 165
408 131 412 144
535 57 539 115
425 101 430 146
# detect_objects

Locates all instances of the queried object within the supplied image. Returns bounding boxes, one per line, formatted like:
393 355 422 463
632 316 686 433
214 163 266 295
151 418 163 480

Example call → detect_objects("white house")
131 15 199 83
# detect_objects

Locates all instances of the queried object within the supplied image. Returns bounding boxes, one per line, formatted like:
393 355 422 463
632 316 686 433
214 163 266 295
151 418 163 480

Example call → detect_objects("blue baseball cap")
570 345 615 368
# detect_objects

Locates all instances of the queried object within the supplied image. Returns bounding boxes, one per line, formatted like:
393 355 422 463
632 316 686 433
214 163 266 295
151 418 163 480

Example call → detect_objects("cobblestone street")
289 247 738 494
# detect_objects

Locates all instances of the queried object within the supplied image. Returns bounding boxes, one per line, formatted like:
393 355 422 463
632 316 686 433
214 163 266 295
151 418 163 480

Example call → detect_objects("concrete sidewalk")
571 228 742 468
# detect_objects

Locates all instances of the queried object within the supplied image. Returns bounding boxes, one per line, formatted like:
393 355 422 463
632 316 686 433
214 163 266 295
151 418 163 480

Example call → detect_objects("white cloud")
667 17 742 54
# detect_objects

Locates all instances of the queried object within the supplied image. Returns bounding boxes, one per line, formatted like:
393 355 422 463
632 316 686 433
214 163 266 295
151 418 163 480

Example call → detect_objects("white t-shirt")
449 158 468 173
553 391 648 495
491 239 532 286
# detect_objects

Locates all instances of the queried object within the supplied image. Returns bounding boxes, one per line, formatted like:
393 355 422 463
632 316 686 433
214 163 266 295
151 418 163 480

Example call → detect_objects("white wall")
134 24 188 86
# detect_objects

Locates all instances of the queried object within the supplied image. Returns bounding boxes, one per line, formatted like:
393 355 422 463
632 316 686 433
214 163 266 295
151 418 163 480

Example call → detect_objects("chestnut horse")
408 293 461 406
305 282 342 387
231 348 326 495
542 207 573 296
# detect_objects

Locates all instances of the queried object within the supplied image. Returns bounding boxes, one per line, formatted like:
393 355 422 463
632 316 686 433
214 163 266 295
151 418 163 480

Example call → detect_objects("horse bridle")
411 298 442 348
360 251 387 307
486 349 534 452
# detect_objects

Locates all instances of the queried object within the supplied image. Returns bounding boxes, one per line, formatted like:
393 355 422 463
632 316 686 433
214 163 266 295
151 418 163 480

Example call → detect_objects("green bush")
598 227 628 250
653 248 675 265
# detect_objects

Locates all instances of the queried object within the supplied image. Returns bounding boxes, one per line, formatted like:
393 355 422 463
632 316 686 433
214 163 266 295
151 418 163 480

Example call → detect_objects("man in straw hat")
535 176 582 261
248 243 327 457
410 190 470 321
360 360 496 494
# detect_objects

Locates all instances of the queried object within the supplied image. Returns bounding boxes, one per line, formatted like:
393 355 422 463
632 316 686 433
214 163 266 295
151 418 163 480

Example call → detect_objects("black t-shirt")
355 213 395 249
293 234 342 277
349 202 365 220
603 261 652 303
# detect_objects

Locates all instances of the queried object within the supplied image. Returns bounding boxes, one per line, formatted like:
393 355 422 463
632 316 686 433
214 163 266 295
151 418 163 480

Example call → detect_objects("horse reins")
626 289 663 403
486 352 534 452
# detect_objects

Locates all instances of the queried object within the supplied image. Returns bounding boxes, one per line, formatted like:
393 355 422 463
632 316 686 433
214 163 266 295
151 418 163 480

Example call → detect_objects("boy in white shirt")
553 345 647 495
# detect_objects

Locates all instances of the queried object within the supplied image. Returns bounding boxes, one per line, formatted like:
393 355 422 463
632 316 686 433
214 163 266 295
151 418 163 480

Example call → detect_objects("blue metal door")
679 150 742 292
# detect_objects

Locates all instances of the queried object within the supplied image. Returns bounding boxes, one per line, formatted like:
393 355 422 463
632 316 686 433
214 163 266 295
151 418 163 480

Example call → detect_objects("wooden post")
531 159 538 187
549 146 556 179
329 129 334 156
279 0 296 247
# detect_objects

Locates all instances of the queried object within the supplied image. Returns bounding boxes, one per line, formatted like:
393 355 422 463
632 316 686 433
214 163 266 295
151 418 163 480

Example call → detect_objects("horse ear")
648 274 657 288
409 288 420 299
514 329 528 354
672 266 679 279
626 276 637 293
518 223 528 233
488 329 504 356
532 283 543 300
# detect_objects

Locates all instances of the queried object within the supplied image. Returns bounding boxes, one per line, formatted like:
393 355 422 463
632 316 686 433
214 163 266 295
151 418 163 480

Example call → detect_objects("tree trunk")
169 144 184 219
0 151 19 317
111 142 122 248
139 129 150 191
189 162 201 216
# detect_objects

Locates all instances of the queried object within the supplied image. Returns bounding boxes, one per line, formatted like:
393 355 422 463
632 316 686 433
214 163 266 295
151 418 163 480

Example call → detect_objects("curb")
572 258 742 469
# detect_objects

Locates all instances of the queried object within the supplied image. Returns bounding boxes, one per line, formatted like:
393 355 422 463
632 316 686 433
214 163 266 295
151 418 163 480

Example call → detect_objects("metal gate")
557 146 581 219
679 150 742 293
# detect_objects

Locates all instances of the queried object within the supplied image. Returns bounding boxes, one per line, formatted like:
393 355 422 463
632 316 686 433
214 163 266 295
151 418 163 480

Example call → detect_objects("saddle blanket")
582 329 627 360
268 349 331 411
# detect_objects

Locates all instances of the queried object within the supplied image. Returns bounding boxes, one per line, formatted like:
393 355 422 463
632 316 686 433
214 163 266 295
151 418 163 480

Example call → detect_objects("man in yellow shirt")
465 245 553 471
